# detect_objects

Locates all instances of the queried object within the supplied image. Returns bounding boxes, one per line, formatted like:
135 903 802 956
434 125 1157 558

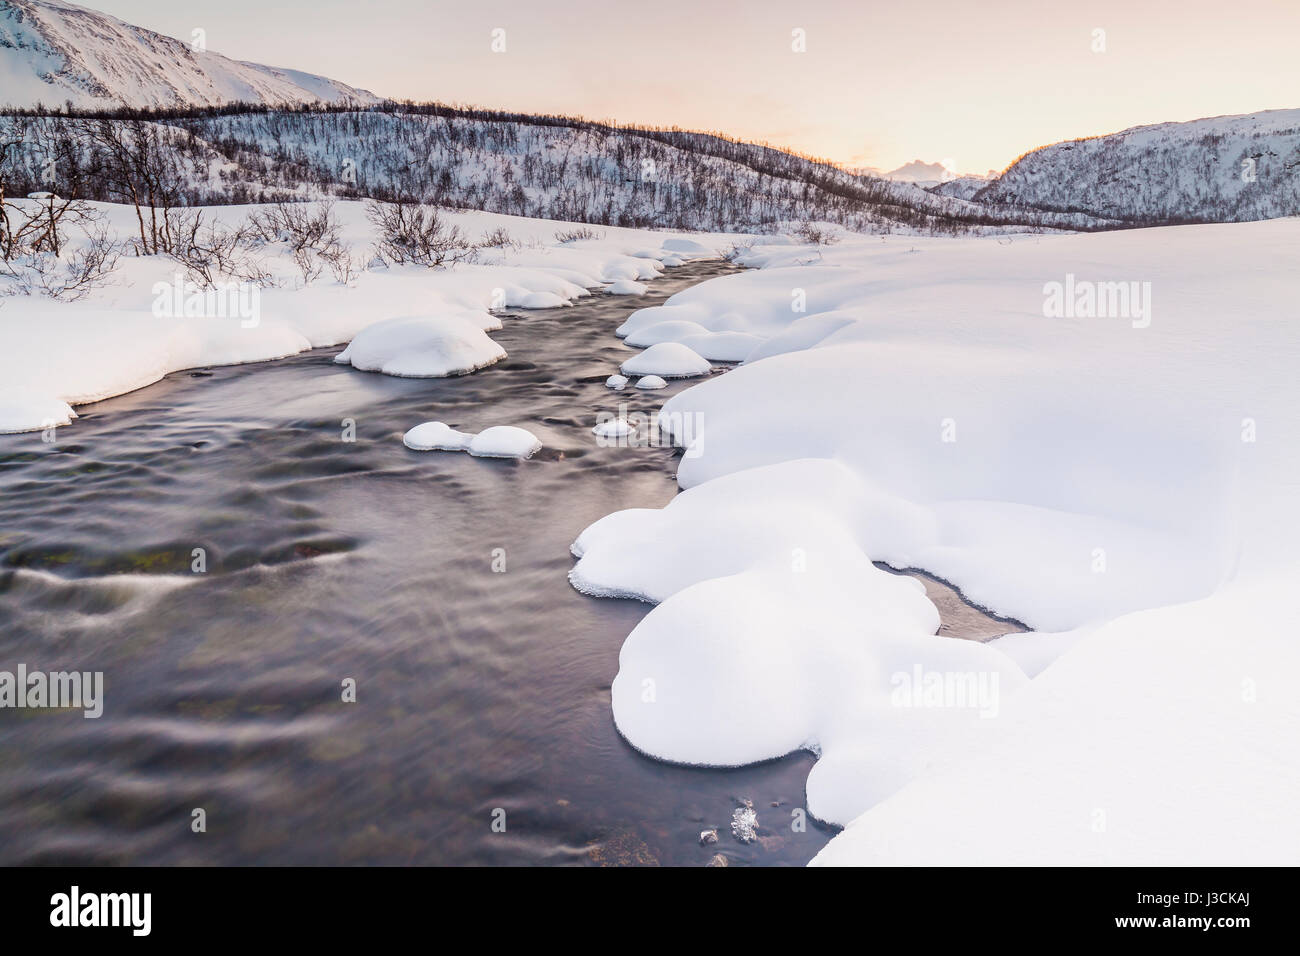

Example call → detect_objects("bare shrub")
164 209 271 287
250 201 358 284
0 195 122 301
366 200 474 267
554 226 603 243
249 201 339 251
317 241 361 284
1 226 121 302
791 220 840 246
477 226 518 249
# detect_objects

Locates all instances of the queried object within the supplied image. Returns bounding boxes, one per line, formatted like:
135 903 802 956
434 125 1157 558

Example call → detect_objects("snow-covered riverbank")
572 218 1300 864
0 201 730 432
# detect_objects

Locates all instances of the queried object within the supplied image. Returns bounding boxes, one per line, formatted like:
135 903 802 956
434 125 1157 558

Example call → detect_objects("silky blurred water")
0 260 840 866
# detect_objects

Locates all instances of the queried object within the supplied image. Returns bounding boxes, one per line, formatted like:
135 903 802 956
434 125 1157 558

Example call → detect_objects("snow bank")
0 390 76 433
573 220 1300 862
571 456 1028 823
813 569 1299 866
620 342 712 378
0 200 734 432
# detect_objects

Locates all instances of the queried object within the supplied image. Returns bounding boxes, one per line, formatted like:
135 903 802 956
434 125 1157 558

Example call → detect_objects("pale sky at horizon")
84 0 1300 174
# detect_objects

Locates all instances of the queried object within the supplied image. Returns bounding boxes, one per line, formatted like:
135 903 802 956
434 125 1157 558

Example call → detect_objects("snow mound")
607 279 648 296
605 374 629 390
624 319 711 348
402 421 473 451
516 291 572 309
335 314 506 377
468 426 542 459
635 375 667 390
679 331 763 362
620 342 711 378
601 260 660 282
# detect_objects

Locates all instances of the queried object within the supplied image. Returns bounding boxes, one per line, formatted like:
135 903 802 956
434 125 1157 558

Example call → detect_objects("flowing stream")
0 258 1023 865
0 260 853 866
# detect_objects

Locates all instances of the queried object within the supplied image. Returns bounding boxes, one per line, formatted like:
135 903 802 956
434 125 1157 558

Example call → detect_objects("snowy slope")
930 175 992 200
972 109 1300 223
0 0 379 108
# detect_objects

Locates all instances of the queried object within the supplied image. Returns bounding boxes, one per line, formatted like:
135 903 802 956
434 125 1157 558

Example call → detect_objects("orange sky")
92 0 1300 174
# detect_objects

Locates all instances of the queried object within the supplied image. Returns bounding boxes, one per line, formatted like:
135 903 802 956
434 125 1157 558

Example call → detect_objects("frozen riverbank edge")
569 218 1300 866
0 201 732 433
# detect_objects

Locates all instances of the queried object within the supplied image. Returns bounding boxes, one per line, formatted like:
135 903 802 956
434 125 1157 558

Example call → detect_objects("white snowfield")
570 218 1300 865
0 201 729 433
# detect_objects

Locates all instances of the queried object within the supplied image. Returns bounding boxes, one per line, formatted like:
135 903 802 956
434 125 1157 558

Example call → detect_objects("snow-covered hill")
929 175 992 201
0 0 379 109
969 109 1300 223
0 107 1119 234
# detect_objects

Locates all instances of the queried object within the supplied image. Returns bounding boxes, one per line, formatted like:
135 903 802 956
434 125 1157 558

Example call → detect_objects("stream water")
0 259 852 866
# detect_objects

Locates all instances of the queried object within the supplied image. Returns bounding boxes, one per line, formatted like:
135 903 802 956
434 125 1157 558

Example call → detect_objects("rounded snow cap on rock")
593 418 634 438
403 421 473 451
606 279 648 296
467 426 542 460
606 374 629 390
620 342 712 379
336 313 505 378
635 375 668 390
